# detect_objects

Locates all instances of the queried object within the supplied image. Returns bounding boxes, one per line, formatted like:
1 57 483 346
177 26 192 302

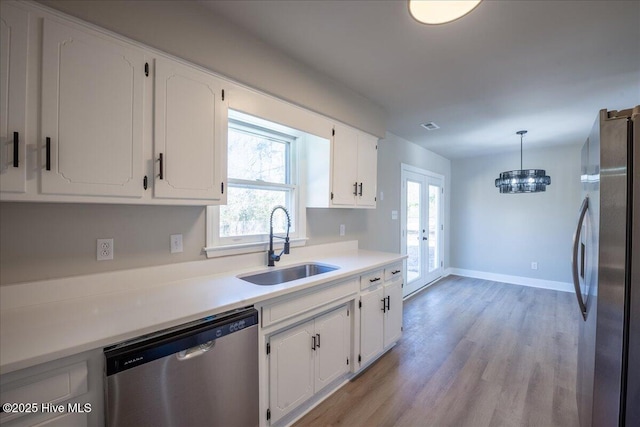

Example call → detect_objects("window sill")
204 237 308 259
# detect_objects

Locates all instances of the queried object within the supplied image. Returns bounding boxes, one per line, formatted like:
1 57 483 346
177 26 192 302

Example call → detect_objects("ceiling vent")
421 122 440 131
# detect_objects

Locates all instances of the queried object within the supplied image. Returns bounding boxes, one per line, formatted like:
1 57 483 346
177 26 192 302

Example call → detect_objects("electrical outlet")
339 224 345 236
171 234 183 254
531 262 538 270
97 238 114 261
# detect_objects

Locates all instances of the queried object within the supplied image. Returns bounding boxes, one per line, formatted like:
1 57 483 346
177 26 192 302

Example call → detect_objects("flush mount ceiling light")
408 0 482 25
495 130 551 194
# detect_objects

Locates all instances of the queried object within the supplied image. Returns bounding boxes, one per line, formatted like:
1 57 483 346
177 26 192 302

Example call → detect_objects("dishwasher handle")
176 340 215 361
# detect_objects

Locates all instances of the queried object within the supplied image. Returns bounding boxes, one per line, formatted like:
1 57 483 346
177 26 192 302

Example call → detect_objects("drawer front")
384 263 403 282
360 269 384 290
0 362 88 424
262 279 358 327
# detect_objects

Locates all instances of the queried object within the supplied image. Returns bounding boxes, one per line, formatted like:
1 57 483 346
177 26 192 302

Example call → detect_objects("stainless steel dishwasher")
104 307 258 427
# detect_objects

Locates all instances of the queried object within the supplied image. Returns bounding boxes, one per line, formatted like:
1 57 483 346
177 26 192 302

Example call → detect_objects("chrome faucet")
268 205 291 267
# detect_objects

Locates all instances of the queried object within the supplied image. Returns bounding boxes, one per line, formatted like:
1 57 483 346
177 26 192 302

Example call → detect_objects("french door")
401 164 444 297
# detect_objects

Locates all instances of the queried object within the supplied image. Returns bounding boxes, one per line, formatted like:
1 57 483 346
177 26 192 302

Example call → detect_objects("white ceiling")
201 0 640 159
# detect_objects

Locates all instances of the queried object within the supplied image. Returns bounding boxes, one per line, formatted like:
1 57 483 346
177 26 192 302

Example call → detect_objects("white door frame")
400 163 445 297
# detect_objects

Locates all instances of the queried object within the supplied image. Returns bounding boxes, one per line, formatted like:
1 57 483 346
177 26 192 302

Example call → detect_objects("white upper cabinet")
153 58 227 202
40 17 145 198
356 132 378 207
330 125 359 206
0 2 28 193
306 123 378 209
332 124 378 208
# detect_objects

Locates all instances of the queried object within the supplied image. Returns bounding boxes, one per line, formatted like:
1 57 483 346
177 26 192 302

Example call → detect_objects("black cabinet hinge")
358 354 361 363
331 192 334 200
347 309 349 317
376 145 378 150
221 182 224 194
143 175 148 190
222 89 225 101
347 358 349 365
401 326 404 331
332 128 335 136
358 300 362 309
375 197 377 202
267 409 271 421
144 62 149 77
266 342 270 355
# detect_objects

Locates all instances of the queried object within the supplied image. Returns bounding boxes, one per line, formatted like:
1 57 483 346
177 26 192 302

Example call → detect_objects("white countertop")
0 242 404 374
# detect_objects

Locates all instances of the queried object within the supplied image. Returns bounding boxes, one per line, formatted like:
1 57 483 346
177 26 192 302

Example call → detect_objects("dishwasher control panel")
104 308 258 376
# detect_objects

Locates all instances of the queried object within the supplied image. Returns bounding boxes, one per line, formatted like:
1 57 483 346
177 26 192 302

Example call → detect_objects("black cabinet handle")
391 270 401 275
45 137 51 171
158 153 164 179
13 132 19 167
359 182 363 196
316 333 320 348
311 335 316 351
386 296 390 311
369 277 381 283
381 298 386 313
353 181 358 196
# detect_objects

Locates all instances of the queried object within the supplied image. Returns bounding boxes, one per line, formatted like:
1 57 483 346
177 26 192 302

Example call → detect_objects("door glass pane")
406 180 421 283
428 184 440 272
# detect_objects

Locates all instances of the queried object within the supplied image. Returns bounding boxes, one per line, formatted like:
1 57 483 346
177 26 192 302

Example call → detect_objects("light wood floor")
294 275 581 427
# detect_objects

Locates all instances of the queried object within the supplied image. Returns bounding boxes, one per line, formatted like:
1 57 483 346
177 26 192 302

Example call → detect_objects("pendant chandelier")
495 130 551 193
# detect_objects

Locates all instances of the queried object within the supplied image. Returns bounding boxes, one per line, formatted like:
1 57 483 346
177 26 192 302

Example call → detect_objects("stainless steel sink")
239 263 339 286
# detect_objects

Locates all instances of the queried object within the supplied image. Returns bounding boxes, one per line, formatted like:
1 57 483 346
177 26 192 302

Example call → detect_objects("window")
206 110 306 255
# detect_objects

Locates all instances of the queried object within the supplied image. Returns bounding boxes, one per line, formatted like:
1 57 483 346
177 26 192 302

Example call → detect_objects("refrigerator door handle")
572 196 589 320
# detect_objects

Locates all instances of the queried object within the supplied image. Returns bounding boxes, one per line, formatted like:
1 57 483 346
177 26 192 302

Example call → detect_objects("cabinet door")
314 306 350 394
41 18 144 197
153 58 226 201
384 280 403 348
0 3 28 193
331 124 358 206
356 133 377 207
269 320 315 424
360 286 384 366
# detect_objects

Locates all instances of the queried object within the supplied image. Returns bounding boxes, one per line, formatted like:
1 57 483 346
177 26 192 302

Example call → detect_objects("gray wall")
0 203 206 284
450 143 582 283
361 133 452 269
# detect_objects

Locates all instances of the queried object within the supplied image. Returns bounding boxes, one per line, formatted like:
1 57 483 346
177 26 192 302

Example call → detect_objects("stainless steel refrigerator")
573 106 639 427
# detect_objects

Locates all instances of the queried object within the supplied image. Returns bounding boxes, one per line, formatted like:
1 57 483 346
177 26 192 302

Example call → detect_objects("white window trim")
205 111 308 258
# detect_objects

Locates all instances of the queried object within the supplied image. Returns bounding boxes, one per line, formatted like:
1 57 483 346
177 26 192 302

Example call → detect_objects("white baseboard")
446 268 573 293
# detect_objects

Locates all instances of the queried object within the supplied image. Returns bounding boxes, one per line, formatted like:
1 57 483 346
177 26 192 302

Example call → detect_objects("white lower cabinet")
0 349 103 427
268 305 350 424
383 279 403 348
359 266 403 367
359 285 384 366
